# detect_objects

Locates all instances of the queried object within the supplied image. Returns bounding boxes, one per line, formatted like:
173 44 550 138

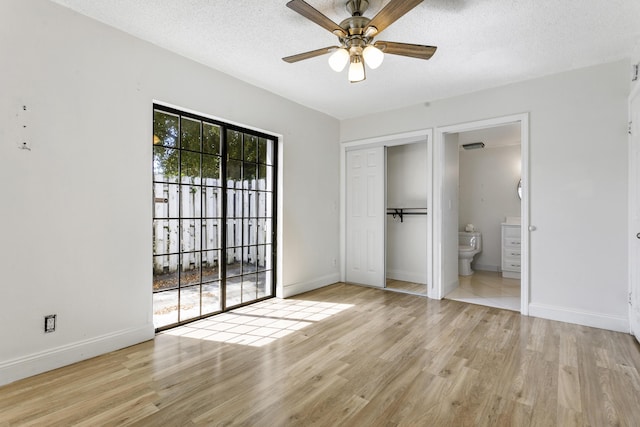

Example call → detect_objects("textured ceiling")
49 0 640 119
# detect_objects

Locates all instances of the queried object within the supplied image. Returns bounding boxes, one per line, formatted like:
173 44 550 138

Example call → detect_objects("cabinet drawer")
502 260 522 272
502 223 522 276
504 237 521 248
503 226 520 238
503 248 521 258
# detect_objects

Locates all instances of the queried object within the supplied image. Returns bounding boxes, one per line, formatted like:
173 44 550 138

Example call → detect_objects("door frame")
628 83 640 340
434 113 530 314
340 129 433 290
151 101 284 329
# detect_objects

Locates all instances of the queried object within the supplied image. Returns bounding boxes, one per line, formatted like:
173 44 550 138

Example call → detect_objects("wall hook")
19 142 31 151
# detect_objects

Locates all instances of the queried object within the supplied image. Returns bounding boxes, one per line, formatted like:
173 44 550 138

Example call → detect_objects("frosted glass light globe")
328 48 349 72
363 45 384 69
348 57 365 82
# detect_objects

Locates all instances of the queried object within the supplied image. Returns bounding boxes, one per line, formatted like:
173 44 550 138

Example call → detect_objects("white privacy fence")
153 176 273 277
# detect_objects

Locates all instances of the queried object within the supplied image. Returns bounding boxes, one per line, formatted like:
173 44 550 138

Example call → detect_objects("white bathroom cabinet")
501 224 521 279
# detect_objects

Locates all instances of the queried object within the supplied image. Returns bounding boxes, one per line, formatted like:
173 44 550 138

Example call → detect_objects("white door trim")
340 129 433 291
628 83 640 340
434 113 530 314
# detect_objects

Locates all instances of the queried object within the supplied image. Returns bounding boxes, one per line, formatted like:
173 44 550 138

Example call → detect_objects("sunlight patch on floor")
161 299 354 347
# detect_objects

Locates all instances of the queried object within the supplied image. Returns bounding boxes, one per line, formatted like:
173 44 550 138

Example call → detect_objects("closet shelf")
386 208 428 223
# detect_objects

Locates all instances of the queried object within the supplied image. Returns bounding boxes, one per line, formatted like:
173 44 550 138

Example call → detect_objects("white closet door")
346 147 385 287
630 89 640 343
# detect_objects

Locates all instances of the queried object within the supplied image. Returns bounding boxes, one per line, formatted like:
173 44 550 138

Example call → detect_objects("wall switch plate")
44 315 56 333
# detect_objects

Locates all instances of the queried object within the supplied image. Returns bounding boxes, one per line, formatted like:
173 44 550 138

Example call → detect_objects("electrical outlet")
44 315 56 333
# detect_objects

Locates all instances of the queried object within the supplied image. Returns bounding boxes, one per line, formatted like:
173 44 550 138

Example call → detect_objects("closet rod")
386 208 428 223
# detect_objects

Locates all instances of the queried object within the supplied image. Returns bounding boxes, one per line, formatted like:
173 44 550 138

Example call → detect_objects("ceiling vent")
462 142 485 150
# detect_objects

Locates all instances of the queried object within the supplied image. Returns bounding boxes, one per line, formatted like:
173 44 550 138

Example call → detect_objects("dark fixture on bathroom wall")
462 142 485 150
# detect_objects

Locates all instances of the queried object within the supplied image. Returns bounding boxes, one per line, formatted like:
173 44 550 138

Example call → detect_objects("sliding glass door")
152 105 277 330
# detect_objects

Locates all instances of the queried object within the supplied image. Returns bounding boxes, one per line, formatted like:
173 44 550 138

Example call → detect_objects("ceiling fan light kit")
328 47 350 71
348 55 366 82
363 44 384 69
283 0 437 83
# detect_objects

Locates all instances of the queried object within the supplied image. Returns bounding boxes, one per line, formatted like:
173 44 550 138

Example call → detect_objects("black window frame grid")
152 104 277 331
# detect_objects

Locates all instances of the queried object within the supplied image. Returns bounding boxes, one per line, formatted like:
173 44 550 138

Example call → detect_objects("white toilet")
458 232 482 276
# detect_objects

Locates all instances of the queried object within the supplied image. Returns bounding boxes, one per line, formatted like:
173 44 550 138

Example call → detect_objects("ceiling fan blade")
286 0 347 37
366 0 424 36
282 46 338 63
374 41 437 60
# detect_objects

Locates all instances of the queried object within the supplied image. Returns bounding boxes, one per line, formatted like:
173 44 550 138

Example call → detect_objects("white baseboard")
528 303 629 333
386 269 427 284
281 272 340 298
473 264 500 272
0 324 155 386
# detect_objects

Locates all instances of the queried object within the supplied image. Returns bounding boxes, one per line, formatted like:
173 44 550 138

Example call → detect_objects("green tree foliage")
153 111 221 183
153 110 270 184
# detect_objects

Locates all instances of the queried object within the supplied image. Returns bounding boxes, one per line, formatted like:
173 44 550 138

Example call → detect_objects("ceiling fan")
283 0 437 83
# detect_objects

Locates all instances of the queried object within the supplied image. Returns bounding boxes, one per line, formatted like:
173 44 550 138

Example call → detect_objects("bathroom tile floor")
446 270 520 311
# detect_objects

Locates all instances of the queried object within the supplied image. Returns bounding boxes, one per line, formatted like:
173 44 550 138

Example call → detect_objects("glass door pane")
223 130 275 309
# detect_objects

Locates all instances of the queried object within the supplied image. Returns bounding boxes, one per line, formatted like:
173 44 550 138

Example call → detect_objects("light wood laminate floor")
2 283 640 426
386 278 427 295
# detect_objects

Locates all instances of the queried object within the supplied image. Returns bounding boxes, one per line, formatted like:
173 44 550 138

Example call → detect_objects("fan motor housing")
339 16 370 37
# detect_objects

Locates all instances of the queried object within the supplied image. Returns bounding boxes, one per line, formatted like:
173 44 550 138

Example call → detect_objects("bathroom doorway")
434 115 529 314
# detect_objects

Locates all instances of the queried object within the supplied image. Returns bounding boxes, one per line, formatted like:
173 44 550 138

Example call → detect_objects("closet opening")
385 143 429 295
342 131 433 297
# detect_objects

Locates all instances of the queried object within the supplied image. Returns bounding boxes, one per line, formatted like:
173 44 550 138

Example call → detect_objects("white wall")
342 60 631 332
459 145 521 271
0 0 340 385
386 143 428 284
631 43 640 94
